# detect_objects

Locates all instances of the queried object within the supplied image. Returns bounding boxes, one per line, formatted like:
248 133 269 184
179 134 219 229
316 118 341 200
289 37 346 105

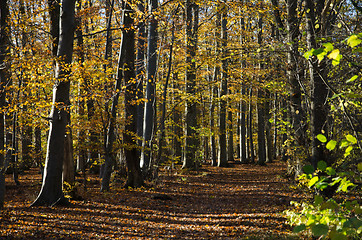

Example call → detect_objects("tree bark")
182 0 199 169
122 1 143 188
248 87 255 163
140 0 158 173
217 3 228 167
256 2 266 166
31 0 76 207
136 0 146 161
0 0 10 209
305 0 329 168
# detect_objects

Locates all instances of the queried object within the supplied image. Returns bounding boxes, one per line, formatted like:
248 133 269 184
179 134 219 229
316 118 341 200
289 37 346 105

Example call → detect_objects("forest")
0 0 361 239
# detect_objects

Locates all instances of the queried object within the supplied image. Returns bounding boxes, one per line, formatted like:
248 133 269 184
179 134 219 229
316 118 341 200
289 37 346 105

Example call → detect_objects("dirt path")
0 161 304 239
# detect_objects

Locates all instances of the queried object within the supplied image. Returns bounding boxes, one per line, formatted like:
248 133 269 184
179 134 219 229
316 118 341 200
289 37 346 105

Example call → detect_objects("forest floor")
0 161 308 239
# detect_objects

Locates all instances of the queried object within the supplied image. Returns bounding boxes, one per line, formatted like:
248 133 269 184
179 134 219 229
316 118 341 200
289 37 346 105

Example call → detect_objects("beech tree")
32 0 76 206
140 0 158 174
183 0 199 169
122 0 143 188
217 1 228 167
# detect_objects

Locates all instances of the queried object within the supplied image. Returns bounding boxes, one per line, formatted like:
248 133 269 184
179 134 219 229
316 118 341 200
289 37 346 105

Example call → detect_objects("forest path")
0 161 304 239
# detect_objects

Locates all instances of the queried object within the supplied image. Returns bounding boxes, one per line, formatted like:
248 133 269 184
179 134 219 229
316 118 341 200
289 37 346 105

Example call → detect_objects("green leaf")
345 146 353 153
309 176 319 187
358 163 362 172
323 42 334 52
346 134 357 144
314 195 324 205
339 139 349 148
293 224 306 233
328 49 340 60
317 134 327 143
330 230 347 240
316 181 329 190
303 165 314 174
312 224 329 236
327 49 342 66
326 140 337 150
317 161 327 171
346 75 358 83
304 49 314 59
347 34 362 48
325 167 336 176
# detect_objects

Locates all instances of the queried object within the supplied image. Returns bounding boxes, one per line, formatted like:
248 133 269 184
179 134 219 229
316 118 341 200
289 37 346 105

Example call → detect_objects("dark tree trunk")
218 3 228 167
305 0 329 168
136 0 146 161
183 0 199 169
210 85 218 166
256 3 266 166
31 0 76 207
48 0 60 57
257 89 266 166
140 0 158 173
240 84 247 163
248 87 255 163
0 0 10 208
122 1 143 188
172 73 182 163
227 101 234 162
265 91 273 163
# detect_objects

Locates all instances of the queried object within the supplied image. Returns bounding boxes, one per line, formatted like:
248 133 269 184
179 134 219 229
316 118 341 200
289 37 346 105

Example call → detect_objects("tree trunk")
248 87 255 163
256 3 266 166
122 1 143 188
227 101 234 162
136 0 146 161
240 84 247 163
140 0 158 173
183 0 199 170
257 89 266 166
210 85 218 166
305 0 329 167
31 0 76 207
172 73 182 163
217 3 228 167
0 0 10 208
265 91 273 163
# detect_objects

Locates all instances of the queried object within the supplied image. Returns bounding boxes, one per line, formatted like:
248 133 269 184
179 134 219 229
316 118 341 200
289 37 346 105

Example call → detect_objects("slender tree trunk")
272 93 278 159
172 74 182 163
75 0 87 174
227 100 234 162
140 0 158 173
210 85 217 166
256 3 266 166
156 21 175 172
183 0 199 169
0 0 10 209
240 84 247 163
31 0 76 207
136 0 146 160
265 91 273 163
217 3 228 167
248 87 255 163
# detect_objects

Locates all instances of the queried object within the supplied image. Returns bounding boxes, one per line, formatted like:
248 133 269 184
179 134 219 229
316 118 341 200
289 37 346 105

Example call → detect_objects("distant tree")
32 0 76 206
